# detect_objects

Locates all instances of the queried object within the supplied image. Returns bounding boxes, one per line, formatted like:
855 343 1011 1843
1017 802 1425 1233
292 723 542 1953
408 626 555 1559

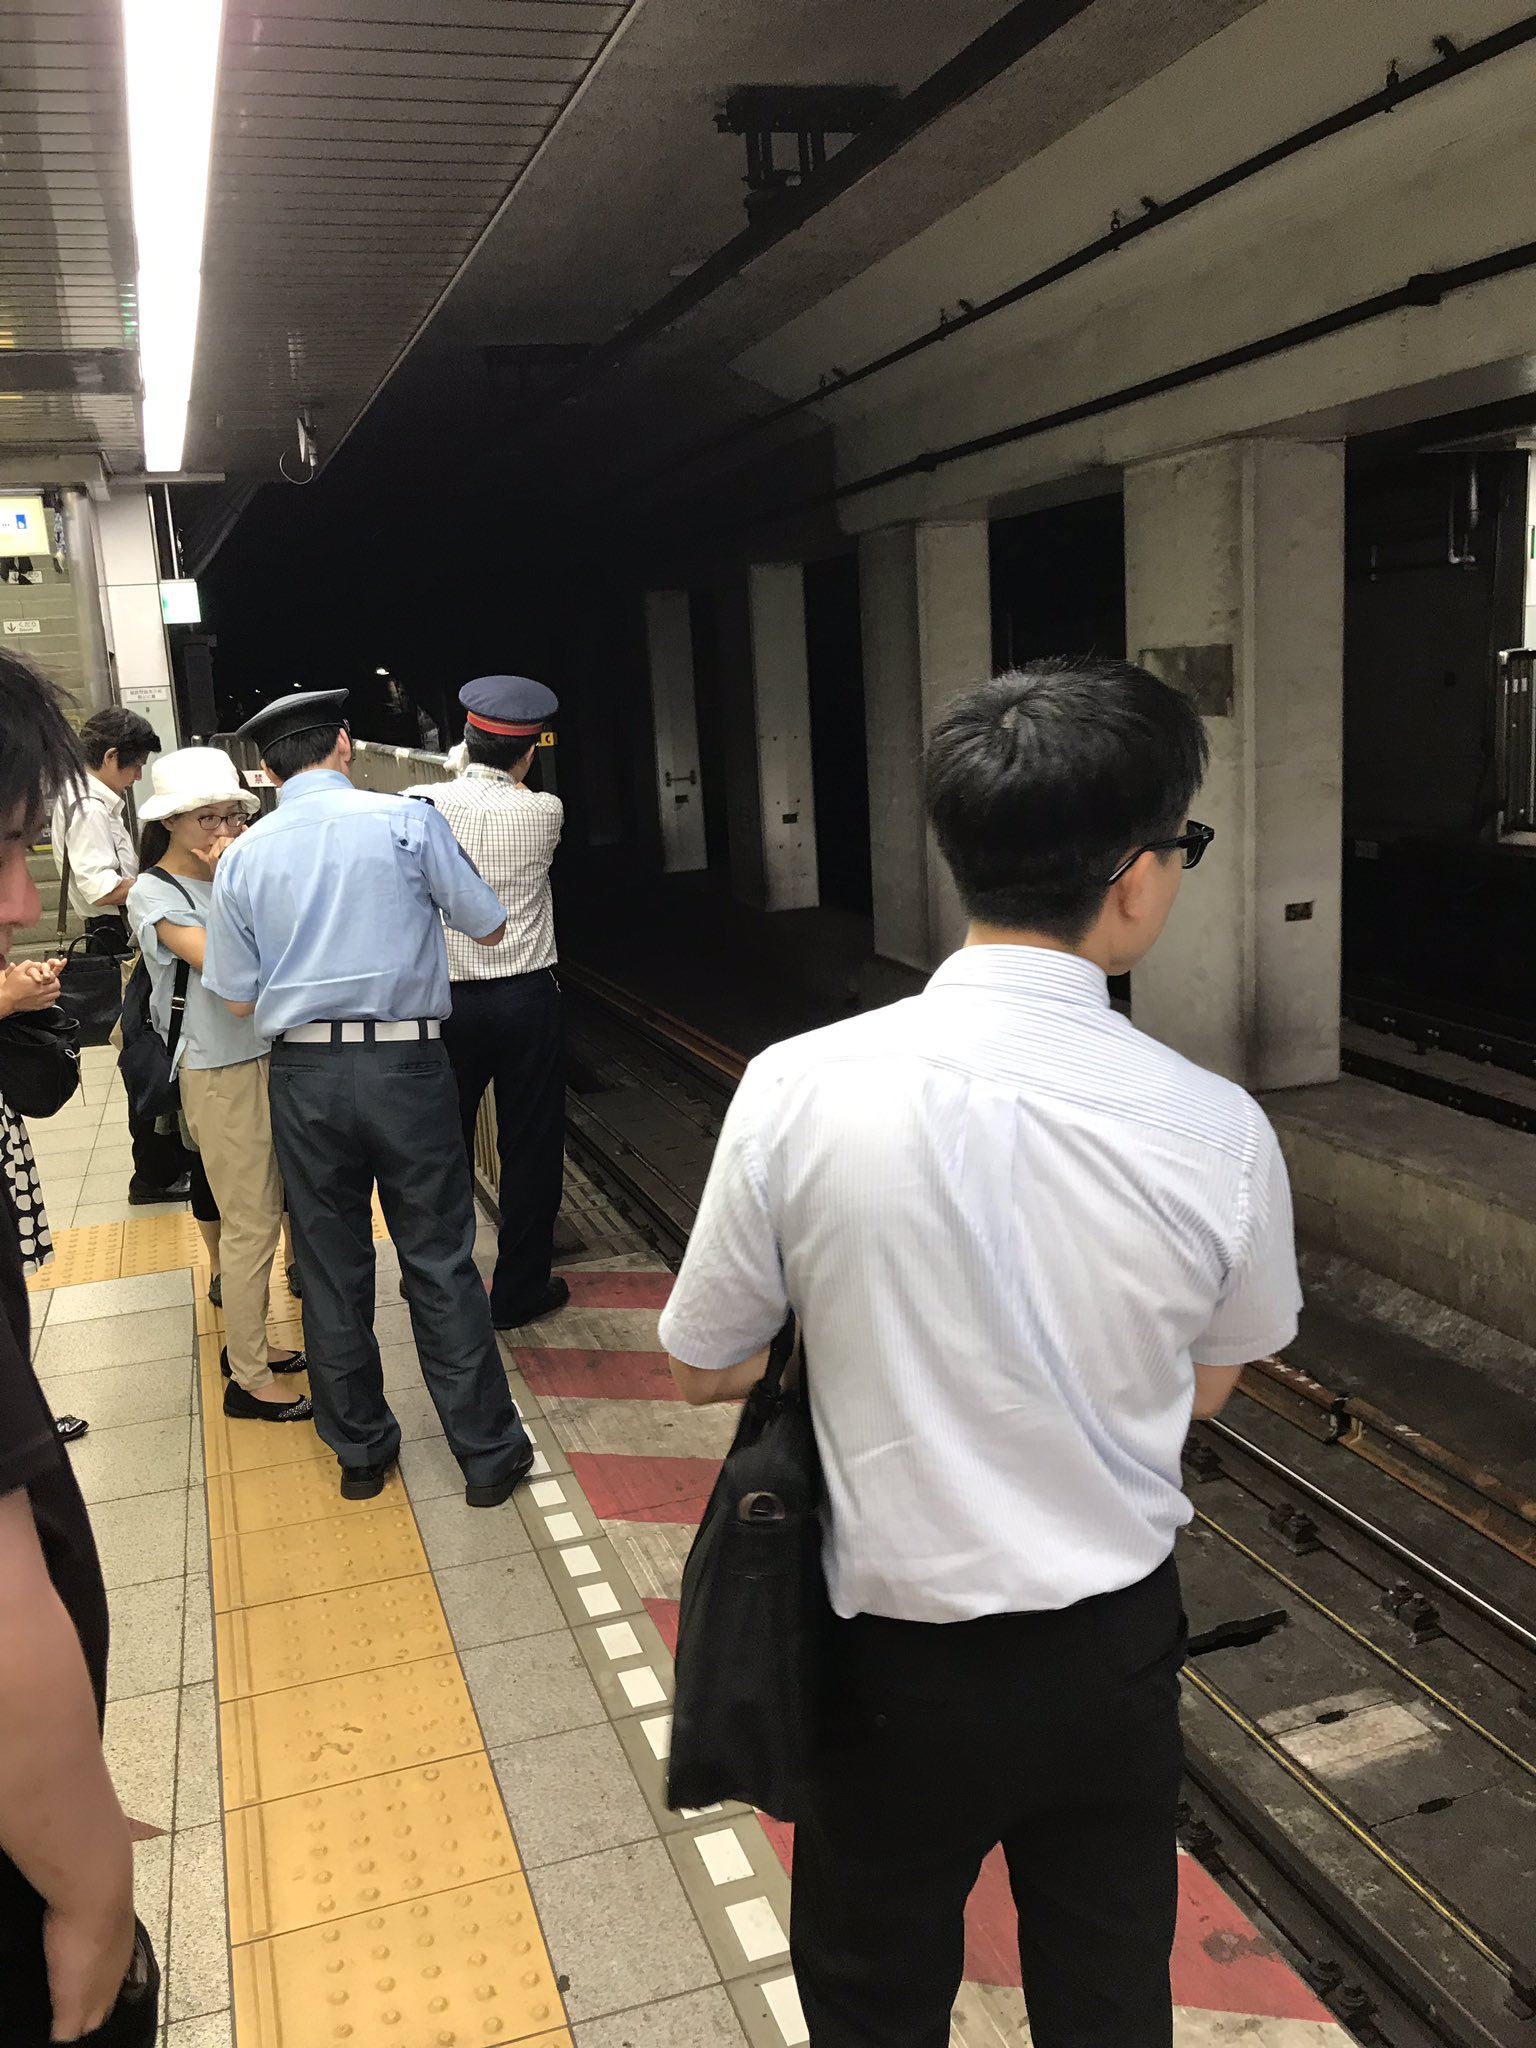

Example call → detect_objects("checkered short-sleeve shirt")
407 766 563 979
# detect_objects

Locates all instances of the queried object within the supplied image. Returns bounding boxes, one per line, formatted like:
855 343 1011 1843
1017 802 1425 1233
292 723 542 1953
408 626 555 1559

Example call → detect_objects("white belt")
281 1019 441 1045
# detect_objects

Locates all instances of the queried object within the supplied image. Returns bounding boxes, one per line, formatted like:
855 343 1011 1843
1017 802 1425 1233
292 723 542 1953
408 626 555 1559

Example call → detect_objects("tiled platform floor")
22 1043 1345 2047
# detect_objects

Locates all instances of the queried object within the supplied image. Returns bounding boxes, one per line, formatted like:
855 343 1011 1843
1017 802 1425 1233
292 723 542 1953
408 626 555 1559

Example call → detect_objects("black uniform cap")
236 688 350 755
459 674 558 739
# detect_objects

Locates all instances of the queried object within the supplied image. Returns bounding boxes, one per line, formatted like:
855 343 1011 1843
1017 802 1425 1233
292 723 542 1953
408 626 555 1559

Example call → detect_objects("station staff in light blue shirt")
203 690 532 1511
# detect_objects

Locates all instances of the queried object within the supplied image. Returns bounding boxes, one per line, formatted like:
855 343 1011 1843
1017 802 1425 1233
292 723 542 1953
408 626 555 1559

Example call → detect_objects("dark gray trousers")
268 1037 528 1486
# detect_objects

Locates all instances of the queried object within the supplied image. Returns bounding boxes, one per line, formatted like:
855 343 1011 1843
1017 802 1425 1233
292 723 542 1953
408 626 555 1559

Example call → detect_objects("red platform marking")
960 1845 1333 2018
646 1597 680 1656
516 1347 679 1401
557 1269 673 1311
760 1815 795 1875
570 1450 718 1524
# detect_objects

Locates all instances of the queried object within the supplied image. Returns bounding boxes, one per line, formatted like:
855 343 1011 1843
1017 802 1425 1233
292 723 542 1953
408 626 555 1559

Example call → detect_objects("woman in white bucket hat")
127 749 311 1424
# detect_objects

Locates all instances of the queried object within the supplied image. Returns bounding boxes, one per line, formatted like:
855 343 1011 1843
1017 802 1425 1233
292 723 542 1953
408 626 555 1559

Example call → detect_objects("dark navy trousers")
441 969 565 1325
268 1036 528 1485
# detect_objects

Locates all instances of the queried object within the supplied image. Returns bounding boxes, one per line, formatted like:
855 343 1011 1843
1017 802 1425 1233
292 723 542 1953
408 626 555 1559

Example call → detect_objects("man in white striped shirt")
658 657 1301 2048
408 675 568 1329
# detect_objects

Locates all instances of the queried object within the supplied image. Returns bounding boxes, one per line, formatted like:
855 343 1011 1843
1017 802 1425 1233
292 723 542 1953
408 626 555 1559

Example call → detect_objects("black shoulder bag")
667 1316 834 1823
117 869 195 1125
0 1007 82 1118
53 835 127 1047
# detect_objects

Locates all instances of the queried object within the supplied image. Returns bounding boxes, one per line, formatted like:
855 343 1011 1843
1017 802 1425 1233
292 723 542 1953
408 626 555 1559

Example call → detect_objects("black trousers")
9 1910 159 2048
268 1037 528 1486
791 1558 1186 2048
441 971 564 1324
82 915 187 1196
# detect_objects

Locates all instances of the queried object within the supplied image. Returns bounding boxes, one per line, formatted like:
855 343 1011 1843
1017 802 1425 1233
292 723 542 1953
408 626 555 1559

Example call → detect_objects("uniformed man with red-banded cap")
408 675 567 1330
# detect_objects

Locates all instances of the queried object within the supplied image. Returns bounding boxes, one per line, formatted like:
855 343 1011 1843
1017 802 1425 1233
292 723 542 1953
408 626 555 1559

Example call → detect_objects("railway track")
560 963 1536 2046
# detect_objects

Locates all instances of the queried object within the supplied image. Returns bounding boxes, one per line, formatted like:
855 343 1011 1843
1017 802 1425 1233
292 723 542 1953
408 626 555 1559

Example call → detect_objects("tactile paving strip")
221 1655 483 1808
212 1502 429 1612
226 1755 520 1941
26 1221 124 1290
209 1458 406 1539
119 1211 202 1276
231 1877 563 2047
217 1575 454 1698
203 1391 330 1477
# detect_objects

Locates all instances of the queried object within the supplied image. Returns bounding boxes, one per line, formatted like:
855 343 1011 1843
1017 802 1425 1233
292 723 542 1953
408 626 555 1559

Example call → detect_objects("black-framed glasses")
1104 820 1214 888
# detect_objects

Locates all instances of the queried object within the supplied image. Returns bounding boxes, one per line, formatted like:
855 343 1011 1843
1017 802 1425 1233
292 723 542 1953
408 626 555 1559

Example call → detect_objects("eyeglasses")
190 808 246 832
1103 820 1214 888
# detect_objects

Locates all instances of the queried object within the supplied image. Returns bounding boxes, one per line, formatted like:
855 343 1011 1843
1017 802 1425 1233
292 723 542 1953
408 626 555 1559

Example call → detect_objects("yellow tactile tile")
27 1222 124 1290
217 1575 452 1699
221 1656 482 1808
204 1406 329 1477
212 1501 429 1612
225 1754 519 1941
232 1877 563 2048
209 1457 404 1540
119 1211 202 1276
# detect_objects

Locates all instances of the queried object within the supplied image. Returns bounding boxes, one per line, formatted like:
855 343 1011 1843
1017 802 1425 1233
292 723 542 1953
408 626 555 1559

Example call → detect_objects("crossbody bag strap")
55 816 73 943
758 1313 800 1400
144 866 198 1067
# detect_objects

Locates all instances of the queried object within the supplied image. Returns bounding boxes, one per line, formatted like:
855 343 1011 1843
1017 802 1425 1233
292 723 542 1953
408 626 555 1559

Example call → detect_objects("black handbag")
667 1316 834 1823
0 1006 81 1118
52 840 126 1046
117 869 193 1125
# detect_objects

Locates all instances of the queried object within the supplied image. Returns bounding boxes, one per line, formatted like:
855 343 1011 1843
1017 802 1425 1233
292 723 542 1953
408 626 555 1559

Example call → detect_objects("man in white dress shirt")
408 675 567 1330
658 657 1302 2048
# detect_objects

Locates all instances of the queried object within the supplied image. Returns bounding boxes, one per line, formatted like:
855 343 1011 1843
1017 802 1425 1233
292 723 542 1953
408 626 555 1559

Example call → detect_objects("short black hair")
925 658 1208 942
0 650 84 830
261 723 345 783
78 705 161 770
463 723 538 774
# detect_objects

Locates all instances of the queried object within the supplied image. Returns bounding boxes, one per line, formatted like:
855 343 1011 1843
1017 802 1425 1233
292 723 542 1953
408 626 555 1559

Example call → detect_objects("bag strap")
143 866 197 1066
55 832 72 944
758 1314 800 1400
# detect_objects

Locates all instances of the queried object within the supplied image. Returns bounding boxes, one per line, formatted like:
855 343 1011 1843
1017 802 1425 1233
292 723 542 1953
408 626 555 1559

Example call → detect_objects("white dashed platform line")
619 1664 668 1708
561 1543 600 1577
597 1621 642 1660
728 1897 789 1962
642 1714 672 1759
579 1580 621 1616
678 1803 722 1818
530 1452 552 1476
696 1828 754 1886
544 1510 584 1541
530 1478 567 1507
763 1974 809 2045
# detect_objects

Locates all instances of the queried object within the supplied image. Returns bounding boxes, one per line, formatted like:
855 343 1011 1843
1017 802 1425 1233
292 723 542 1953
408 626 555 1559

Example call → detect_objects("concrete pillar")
745 562 818 912
93 489 179 755
1124 439 1344 1092
858 521 991 968
644 590 708 874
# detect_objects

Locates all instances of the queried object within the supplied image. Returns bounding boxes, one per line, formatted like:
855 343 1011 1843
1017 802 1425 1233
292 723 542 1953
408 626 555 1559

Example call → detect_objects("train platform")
27 1040 1349 2048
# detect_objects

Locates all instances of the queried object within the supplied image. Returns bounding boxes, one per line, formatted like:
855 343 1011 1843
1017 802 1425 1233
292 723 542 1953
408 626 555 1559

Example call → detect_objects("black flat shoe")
492 1276 570 1332
208 1273 222 1308
55 1415 88 1443
286 1263 302 1298
223 1383 312 1423
221 1345 307 1379
465 1441 535 1509
128 1174 190 1205
340 1458 397 1502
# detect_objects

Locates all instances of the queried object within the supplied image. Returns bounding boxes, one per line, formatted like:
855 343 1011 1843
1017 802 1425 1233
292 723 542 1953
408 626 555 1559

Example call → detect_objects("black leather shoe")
221 1345 306 1380
465 1441 536 1509
55 1414 88 1443
208 1273 222 1308
128 1173 190 1205
286 1263 302 1298
492 1277 570 1332
223 1383 312 1423
340 1459 396 1501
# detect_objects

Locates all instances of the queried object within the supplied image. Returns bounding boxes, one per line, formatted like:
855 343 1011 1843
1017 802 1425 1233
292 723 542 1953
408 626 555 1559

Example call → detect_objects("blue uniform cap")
236 688 350 754
459 674 559 739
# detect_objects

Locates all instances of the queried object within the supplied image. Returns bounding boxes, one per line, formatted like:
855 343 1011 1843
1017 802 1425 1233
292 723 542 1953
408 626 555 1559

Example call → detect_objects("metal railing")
211 734 505 1212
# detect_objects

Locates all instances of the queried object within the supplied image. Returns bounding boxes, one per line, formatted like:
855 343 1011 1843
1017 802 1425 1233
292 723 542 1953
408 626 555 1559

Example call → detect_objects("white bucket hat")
137 746 260 823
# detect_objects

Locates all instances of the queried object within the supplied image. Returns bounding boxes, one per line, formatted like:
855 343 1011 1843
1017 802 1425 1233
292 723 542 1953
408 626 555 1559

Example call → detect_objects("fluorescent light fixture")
121 0 225 474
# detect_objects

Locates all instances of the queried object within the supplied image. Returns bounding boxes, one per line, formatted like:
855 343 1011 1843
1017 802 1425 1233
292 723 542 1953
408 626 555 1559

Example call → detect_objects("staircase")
10 843 83 959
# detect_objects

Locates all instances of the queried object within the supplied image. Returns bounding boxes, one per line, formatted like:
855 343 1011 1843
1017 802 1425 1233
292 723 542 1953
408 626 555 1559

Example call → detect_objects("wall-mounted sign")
241 768 275 787
0 495 47 557
159 578 201 624
120 684 168 704
2 618 41 635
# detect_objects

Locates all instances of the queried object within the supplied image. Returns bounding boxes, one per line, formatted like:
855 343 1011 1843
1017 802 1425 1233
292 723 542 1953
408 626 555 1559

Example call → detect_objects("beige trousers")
179 1058 282 1392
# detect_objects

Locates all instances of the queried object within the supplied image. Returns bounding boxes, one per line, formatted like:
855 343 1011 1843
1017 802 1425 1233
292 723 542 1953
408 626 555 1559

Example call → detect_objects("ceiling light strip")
121 0 226 473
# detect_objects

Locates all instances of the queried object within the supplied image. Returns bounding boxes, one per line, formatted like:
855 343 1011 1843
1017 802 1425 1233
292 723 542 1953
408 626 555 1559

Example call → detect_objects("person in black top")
0 651 158 2046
